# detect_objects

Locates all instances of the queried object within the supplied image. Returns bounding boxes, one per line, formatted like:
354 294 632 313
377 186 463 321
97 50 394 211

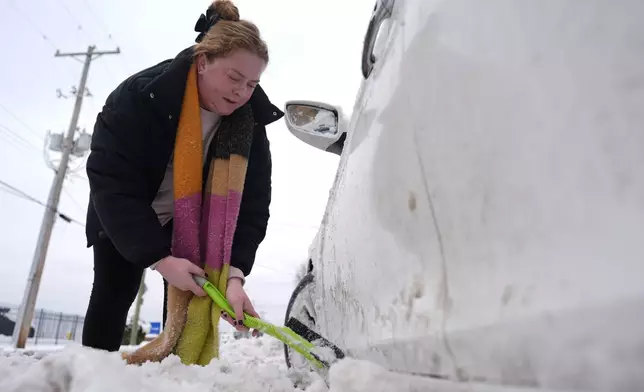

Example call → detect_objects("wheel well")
284 271 316 369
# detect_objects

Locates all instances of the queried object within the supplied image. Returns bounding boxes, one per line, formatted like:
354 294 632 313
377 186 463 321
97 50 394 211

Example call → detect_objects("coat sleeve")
86 100 172 267
230 126 272 276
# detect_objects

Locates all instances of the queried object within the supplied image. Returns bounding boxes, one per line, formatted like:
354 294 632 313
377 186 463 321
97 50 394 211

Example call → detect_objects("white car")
283 0 644 390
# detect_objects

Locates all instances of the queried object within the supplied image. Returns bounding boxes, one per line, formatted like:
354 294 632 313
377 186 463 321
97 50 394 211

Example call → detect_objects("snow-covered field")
0 333 442 392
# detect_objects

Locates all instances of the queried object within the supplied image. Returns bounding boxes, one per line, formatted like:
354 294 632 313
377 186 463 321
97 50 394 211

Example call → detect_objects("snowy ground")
0 333 437 392
0 334 317 392
0 332 467 392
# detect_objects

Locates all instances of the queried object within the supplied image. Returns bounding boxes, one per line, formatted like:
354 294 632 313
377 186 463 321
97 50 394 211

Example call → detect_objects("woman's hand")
155 256 207 297
221 277 261 336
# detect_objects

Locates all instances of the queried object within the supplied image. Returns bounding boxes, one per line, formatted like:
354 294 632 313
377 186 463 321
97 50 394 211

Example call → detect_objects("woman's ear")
196 54 207 74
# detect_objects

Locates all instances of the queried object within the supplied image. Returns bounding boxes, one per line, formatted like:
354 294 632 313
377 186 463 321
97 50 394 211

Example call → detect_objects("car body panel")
294 0 644 389
312 0 457 379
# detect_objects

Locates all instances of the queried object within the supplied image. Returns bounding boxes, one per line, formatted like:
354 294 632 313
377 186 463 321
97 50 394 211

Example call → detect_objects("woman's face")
197 49 266 115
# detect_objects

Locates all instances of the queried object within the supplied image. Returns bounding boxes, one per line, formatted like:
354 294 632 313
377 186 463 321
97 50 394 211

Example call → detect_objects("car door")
348 0 643 389
313 0 459 379
406 1 644 389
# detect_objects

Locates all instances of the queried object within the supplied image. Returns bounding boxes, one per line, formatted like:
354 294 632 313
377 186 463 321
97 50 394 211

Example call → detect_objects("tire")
283 272 317 369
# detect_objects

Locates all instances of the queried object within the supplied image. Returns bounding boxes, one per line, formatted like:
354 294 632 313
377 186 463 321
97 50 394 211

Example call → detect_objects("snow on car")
282 0 644 390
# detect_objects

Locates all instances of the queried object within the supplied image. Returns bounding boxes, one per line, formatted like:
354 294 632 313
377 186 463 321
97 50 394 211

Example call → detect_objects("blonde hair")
193 0 269 63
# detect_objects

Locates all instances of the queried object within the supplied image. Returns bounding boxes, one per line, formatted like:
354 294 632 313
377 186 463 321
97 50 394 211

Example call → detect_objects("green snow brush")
192 275 345 369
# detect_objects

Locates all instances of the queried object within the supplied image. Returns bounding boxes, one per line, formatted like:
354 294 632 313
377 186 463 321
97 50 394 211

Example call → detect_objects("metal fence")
0 306 85 345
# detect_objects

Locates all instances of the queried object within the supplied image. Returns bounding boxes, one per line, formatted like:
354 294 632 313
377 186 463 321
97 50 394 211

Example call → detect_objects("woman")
82 0 283 364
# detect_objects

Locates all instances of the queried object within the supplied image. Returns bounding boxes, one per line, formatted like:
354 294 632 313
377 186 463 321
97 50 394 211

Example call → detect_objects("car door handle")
361 0 395 79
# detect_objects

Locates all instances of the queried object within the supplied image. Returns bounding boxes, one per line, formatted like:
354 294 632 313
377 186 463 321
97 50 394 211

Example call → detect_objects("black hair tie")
194 9 222 43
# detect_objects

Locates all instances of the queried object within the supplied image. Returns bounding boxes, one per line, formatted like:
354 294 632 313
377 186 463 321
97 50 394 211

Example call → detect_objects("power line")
83 0 113 40
53 0 97 46
0 183 29 200
0 179 85 227
62 187 87 214
7 1 79 83
6 0 78 82
53 0 121 84
82 0 134 76
0 123 41 154
0 123 35 147
0 103 45 141
56 0 84 29
0 134 40 158
0 180 44 206
7 1 58 51
0 132 25 152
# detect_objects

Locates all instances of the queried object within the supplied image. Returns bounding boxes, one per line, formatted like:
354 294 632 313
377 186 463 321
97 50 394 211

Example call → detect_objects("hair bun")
210 0 240 22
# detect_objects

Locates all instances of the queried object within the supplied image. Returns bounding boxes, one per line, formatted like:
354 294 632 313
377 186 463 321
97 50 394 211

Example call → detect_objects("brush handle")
192 274 325 368
193 275 235 315
193 275 279 330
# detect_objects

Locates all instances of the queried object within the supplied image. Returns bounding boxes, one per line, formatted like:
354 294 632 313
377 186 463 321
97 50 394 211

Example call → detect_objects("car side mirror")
284 100 346 155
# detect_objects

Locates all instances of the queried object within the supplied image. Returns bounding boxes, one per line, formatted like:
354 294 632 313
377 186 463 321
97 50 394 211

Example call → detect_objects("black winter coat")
85 47 284 275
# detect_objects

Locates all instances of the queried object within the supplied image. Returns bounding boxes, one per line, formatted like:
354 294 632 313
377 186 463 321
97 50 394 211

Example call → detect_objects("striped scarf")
123 62 255 366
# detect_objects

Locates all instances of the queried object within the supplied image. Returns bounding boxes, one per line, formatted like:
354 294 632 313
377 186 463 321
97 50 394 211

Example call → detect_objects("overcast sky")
0 0 373 328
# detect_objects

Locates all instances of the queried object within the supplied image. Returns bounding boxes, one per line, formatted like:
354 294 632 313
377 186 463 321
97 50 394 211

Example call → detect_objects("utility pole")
13 45 120 348
129 270 146 345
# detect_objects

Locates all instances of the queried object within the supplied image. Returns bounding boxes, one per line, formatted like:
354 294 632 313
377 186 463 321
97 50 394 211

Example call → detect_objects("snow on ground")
0 333 446 392
0 334 323 392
